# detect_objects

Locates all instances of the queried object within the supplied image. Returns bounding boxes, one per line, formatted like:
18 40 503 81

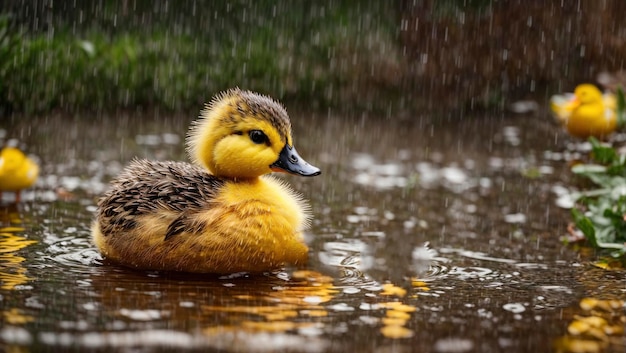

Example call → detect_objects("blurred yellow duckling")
550 84 617 139
92 89 321 273
0 147 39 203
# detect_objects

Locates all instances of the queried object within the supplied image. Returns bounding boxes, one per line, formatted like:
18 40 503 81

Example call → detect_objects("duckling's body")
92 89 320 273
550 84 617 139
0 147 39 202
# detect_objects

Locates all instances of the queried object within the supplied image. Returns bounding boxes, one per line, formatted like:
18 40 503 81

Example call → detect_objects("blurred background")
2 0 626 116
1 2 625 352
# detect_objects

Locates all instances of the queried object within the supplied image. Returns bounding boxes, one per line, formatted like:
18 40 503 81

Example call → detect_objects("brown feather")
97 159 223 239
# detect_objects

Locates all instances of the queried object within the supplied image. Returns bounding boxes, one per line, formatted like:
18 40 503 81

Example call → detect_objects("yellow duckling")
550 84 617 139
92 89 321 273
0 147 39 202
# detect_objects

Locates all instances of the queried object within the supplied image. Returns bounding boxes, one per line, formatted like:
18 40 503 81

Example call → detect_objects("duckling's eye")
249 130 269 145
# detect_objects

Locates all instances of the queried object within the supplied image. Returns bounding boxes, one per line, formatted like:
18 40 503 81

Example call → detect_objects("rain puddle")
1 110 625 352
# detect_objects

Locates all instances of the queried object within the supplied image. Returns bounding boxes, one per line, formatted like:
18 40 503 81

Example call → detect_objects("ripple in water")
318 239 451 288
52 248 102 268
43 235 102 271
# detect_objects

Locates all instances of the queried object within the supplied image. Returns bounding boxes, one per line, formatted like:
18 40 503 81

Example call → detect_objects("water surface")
1 110 625 352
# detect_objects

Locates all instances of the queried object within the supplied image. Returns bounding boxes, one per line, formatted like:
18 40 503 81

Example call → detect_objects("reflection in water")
0 204 38 350
3 308 34 325
379 301 416 339
202 270 335 328
554 298 626 353
54 269 342 351
32 263 424 350
201 270 336 350
0 204 37 290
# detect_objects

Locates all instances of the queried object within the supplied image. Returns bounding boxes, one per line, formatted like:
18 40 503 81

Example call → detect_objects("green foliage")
434 0 493 17
570 129 626 257
617 86 626 128
0 2 399 114
571 208 597 247
0 14 21 113
0 28 285 113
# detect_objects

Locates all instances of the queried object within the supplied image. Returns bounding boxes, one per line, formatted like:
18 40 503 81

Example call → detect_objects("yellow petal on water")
553 337 603 353
262 310 298 321
381 317 407 326
593 299 622 312
241 320 297 333
380 325 414 339
579 298 598 311
580 297 625 313
575 316 608 328
274 294 334 306
0 227 26 233
379 302 416 312
603 324 624 335
0 269 32 290
585 327 608 342
0 233 37 253
3 308 34 325
591 261 610 270
203 325 238 335
233 295 256 300
291 270 334 284
386 310 411 320
300 309 328 317
202 305 273 315
380 284 406 297
568 320 590 335
411 280 430 290
590 259 623 270
593 301 613 312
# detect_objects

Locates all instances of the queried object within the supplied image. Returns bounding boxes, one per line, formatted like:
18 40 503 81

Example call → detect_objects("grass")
0 27 282 113
0 3 401 115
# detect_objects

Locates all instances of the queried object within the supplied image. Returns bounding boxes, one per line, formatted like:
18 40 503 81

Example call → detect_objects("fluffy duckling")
92 89 321 273
0 147 39 202
550 84 617 139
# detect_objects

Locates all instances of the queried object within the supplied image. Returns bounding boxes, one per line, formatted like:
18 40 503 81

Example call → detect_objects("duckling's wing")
98 159 223 238
164 212 207 240
165 215 188 240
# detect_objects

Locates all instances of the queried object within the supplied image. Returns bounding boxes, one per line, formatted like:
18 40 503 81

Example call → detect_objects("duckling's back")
96 159 223 236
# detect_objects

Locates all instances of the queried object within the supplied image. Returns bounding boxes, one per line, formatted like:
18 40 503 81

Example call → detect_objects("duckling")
550 84 617 139
0 147 39 203
92 89 321 273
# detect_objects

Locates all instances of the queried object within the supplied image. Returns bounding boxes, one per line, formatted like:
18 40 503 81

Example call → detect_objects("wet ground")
1 108 625 352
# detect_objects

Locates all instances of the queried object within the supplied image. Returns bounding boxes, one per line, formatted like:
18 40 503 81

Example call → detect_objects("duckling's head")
574 84 603 104
187 88 320 179
0 147 27 173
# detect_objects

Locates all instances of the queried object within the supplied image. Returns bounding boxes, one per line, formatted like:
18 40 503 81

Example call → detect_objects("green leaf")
572 208 598 247
572 164 607 174
77 40 96 58
589 137 618 164
617 86 626 128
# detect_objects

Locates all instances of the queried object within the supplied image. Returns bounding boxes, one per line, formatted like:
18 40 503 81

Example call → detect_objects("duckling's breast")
567 104 617 138
204 176 311 265
0 159 39 191
93 159 310 273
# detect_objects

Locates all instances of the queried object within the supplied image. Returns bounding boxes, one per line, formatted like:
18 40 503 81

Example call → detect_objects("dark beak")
270 144 321 177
